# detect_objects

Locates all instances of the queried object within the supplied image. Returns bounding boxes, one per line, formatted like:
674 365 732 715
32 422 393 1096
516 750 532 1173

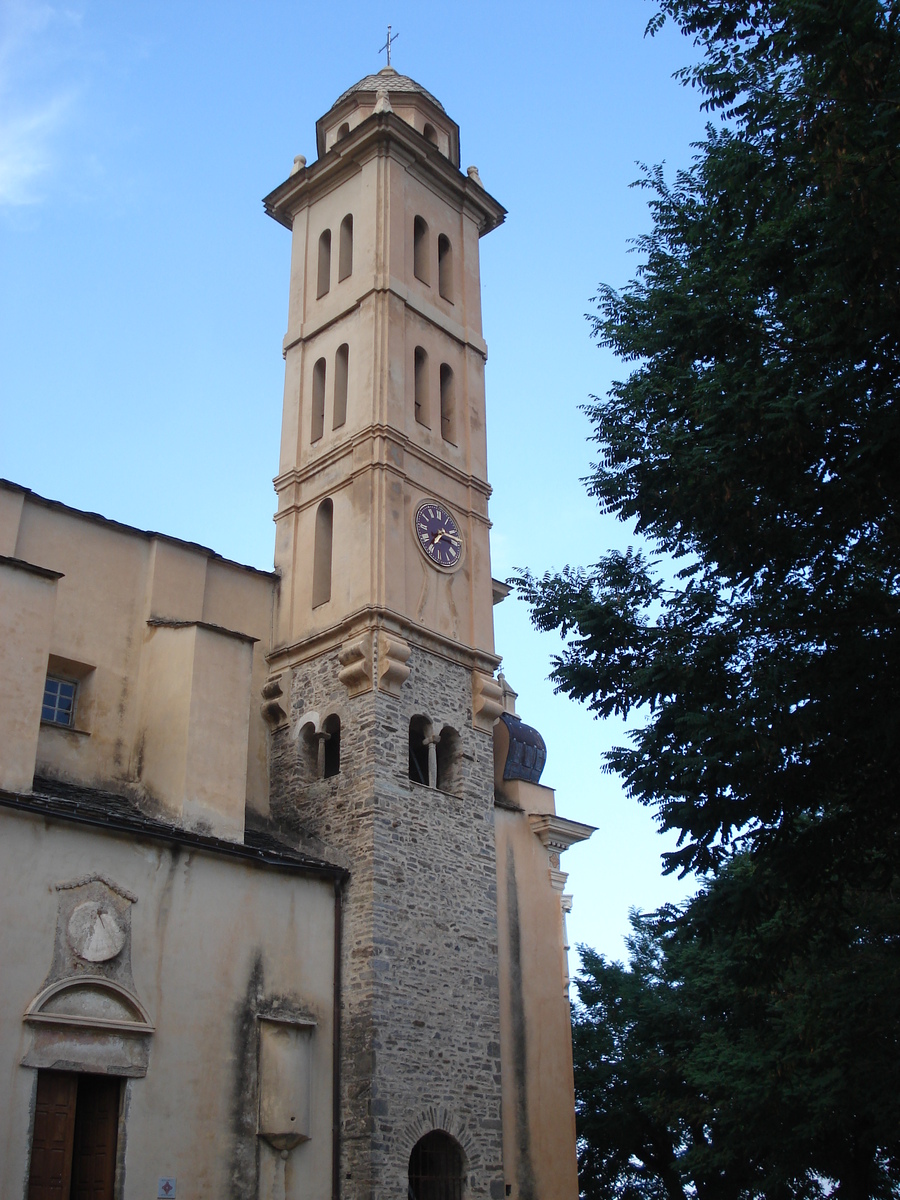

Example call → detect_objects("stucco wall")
0 482 276 830
495 780 581 1200
0 805 337 1200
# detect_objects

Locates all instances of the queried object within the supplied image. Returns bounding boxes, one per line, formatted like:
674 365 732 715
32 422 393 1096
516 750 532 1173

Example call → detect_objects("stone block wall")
269 643 505 1200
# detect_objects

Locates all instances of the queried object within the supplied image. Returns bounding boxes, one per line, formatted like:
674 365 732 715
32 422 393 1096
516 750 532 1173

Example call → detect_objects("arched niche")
23 977 154 1078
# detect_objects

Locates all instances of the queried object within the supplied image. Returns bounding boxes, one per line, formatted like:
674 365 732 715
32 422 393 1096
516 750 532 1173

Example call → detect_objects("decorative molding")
24 976 154 1035
56 874 138 903
266 605 500 678
338 633 373 696
549 868 569 894
528 814 596 855
272 426 493 508
378 631 411 695
472 671 503 731
261 673 289 728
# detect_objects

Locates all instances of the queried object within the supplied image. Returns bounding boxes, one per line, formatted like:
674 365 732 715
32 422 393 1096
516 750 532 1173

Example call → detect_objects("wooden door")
70 1075 120 1200
27 1072 120 1200
27 1072 77 1200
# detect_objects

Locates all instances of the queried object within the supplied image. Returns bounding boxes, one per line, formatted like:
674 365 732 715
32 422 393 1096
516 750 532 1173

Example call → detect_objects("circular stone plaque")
67 900 126 963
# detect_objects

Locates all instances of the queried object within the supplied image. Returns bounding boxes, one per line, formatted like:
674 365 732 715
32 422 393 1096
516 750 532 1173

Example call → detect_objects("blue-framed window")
42 677 76 726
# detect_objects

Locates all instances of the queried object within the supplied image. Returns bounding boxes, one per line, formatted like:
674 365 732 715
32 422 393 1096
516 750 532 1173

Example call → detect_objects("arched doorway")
408 1130 465 1200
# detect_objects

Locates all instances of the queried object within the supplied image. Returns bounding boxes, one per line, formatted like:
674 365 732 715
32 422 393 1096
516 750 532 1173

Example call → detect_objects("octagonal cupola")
316 65 460 165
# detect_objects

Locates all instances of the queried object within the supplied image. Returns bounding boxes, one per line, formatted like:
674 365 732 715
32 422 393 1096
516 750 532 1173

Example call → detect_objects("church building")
0 65 593 1200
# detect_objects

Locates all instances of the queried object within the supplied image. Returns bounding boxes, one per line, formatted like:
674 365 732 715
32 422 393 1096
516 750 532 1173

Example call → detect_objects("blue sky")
1 0 710 963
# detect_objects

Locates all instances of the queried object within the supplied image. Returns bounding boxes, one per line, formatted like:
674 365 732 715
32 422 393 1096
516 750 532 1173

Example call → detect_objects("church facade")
0 67 593 1200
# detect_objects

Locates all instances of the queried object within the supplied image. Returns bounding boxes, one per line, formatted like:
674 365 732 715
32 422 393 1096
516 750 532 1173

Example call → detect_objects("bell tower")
263 67 509 1200
265 66 505 691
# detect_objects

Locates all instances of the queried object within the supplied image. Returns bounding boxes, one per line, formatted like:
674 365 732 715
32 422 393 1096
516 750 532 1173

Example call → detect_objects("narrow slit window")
311 358 326 442
317 229 331 298
440 364 455 444
338 215 353 281
413 216 430 285
333 344 349 429
312 499 333 608
438 235 453 302
414 347 429 427
42 676 76 726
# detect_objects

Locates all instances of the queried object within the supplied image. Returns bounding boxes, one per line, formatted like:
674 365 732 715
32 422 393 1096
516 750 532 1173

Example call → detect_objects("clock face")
414 500 463 570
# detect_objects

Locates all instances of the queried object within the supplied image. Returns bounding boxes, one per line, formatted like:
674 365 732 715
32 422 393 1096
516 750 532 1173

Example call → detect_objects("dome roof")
331 66 445 113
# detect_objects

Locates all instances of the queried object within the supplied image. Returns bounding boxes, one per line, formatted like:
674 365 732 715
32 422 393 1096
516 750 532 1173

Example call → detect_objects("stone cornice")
263 112 506 237
281 280 488 359
272 427 493 510
528 814 597 855
266 605 500 678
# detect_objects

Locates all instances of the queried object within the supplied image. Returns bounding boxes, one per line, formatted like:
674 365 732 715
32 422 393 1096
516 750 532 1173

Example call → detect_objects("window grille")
408 1131 464 1200
43 677 76 726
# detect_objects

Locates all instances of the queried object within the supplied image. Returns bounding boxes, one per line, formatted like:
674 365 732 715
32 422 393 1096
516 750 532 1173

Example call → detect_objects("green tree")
516 1 900 1194
573 862 900 1198
518 0 900 882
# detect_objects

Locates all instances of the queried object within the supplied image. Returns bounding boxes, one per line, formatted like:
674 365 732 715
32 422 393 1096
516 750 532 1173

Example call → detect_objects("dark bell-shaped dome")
495 712 547 785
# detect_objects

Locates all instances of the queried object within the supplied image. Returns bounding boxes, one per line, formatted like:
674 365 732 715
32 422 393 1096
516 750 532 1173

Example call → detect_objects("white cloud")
0 91 72 203
0 0 81 206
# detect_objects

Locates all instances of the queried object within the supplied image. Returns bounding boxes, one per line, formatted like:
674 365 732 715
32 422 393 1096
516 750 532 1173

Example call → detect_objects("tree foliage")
574 859 900 1199
517 1 900 1194
518 0 900 880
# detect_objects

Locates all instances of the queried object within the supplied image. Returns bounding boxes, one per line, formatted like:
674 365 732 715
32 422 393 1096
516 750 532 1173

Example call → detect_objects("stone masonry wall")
269 643 505 1200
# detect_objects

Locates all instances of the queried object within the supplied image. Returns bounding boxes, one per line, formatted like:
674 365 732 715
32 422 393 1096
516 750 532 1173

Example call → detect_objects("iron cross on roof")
379 25 398 67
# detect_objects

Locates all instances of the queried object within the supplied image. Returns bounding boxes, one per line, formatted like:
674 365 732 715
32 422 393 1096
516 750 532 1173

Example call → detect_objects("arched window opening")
334 344 349 429
435 727 461 794
423 122 438 146
408 1131 465 1200
440 364 455 444
438 235 453 302
311 358 326 443
408 715 431 786
299 721 318 784
323 713 341 778
337 122 350 141
317 229 332 298
339 214 353 281
312 498 333 608
414 347 429 427
413 216 430 285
